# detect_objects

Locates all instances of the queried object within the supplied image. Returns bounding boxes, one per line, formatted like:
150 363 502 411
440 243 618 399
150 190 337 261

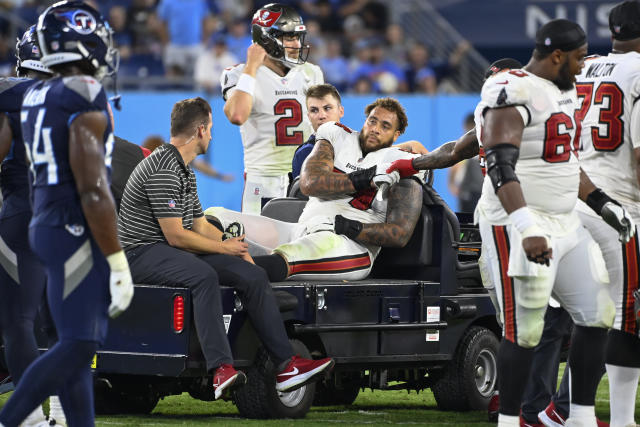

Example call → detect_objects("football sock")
497 339 534 416
0 339 97 426
253 254 288 282
568 325 606 405
497 414 519 426
606 364 639 427
567 403 596 425
48 395 67 426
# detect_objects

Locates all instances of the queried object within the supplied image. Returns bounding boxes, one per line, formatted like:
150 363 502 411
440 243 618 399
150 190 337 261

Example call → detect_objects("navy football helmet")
36 1 119 80
251 3 309 67
15 25 52 77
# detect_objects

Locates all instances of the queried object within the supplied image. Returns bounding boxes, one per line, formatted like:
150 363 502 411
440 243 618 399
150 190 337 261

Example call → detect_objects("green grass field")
0 366 637 426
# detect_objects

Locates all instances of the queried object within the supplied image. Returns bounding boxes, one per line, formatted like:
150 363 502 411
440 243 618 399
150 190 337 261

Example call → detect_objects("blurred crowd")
0 0 471 94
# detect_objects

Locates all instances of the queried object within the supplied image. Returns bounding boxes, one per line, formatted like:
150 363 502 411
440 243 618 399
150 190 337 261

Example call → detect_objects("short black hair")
170 97 212 137
364 97 408 135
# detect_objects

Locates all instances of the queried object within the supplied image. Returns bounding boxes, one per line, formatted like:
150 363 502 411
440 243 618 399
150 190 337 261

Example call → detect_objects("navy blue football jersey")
21 75 113 227
0 78 37 219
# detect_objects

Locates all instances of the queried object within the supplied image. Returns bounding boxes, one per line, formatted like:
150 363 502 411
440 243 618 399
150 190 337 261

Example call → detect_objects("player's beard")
553 59 575 91
358 130 392 155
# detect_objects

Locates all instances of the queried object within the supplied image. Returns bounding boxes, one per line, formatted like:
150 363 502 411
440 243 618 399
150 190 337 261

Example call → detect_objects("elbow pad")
485 144 520 192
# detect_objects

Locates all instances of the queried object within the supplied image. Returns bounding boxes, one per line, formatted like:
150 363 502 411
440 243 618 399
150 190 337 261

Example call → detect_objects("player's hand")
221 236 249 257
522 236 552 266
372 170 400 201
386 159 419 178
601 201 636 243
106 251 135 318
246 43 267 71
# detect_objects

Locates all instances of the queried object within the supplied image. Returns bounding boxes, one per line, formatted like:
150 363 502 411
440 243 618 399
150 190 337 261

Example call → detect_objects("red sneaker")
521 415 544 427
213 364 246 400
275 355 334 392
538 402 566 427
596 419 609 427
488 392 499 422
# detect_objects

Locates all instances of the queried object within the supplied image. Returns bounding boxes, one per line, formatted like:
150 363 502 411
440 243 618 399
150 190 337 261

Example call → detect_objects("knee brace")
606 329 640 368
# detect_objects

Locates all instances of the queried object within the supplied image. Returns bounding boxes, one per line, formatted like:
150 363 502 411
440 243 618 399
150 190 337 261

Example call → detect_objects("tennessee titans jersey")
0 78 36 219
21 75 113 227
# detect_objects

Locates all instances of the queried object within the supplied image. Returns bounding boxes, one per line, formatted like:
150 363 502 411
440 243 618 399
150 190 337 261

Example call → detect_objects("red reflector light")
173 295 184 333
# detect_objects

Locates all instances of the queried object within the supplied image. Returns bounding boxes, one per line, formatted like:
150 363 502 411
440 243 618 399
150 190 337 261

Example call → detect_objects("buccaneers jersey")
299 121 419 251
575 52 640 208
476 69 580 224
21 75 113 227
221 62 323 176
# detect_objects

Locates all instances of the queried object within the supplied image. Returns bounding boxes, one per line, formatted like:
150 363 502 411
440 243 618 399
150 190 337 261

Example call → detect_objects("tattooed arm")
300 139 364 197
355 178 423 247
412 129 479 170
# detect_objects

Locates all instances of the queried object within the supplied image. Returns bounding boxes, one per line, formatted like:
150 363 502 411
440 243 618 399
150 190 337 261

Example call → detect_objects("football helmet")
251 3 309 67
36 1 119 80
15 25 52 77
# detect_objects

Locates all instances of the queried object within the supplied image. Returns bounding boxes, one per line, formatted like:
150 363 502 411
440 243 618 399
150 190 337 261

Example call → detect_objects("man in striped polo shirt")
117 97 333 399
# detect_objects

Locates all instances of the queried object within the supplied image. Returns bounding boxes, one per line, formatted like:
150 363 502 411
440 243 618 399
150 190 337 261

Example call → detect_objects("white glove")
107 250 134 318
601 202 636 243
373 170 400 201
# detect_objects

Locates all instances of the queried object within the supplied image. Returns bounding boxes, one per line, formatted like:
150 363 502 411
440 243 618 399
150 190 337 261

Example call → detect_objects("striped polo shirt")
118 143 203 250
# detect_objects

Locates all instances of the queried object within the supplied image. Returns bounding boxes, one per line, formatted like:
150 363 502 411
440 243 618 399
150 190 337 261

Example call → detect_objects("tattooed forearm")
300 140 358 197
356 179 422 247
412 129 479 170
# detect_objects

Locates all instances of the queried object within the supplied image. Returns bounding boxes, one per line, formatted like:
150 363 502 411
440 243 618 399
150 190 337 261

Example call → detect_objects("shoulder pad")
62 76 104 103
0 77 31 96
296 62 324 84
481 69 532 109
220 64 244 99
316 121 355 153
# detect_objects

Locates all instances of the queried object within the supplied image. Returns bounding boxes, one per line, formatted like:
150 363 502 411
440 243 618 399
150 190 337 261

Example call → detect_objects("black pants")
126 243 293 371
521 306 572 421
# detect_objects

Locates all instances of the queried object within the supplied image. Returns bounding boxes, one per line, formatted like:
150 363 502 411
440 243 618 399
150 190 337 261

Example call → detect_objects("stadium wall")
113 93 480 211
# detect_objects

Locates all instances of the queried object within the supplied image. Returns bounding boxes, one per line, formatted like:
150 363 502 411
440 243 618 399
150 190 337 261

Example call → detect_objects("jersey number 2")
274 99 303 146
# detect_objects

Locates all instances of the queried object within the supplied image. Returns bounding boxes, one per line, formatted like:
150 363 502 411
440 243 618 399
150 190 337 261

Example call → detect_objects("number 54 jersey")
221 62 323 176
476 69 580 226
575 52 640 206
21 75 113 227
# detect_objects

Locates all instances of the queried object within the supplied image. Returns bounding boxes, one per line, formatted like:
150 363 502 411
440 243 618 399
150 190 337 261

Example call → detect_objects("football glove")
373 170 400 201
106 250 134 318
386 158 419 178
586 189 636 243
601 201 635 243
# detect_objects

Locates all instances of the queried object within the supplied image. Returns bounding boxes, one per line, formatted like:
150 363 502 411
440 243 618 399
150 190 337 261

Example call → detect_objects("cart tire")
431 326 499 411
234 339 315 419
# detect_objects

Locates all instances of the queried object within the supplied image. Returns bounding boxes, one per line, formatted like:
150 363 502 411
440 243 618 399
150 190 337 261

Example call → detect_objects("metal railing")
384 0 489 93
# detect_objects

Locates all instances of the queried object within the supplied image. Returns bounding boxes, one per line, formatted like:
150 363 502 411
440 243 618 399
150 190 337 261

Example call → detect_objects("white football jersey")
575 52 640 209
221 62 324 176
476 69 580 224
299 121 420 251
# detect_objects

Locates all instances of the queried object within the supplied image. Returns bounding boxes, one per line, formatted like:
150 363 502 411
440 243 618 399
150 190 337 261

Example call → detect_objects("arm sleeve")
220 65 244 101
145 170 183 218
